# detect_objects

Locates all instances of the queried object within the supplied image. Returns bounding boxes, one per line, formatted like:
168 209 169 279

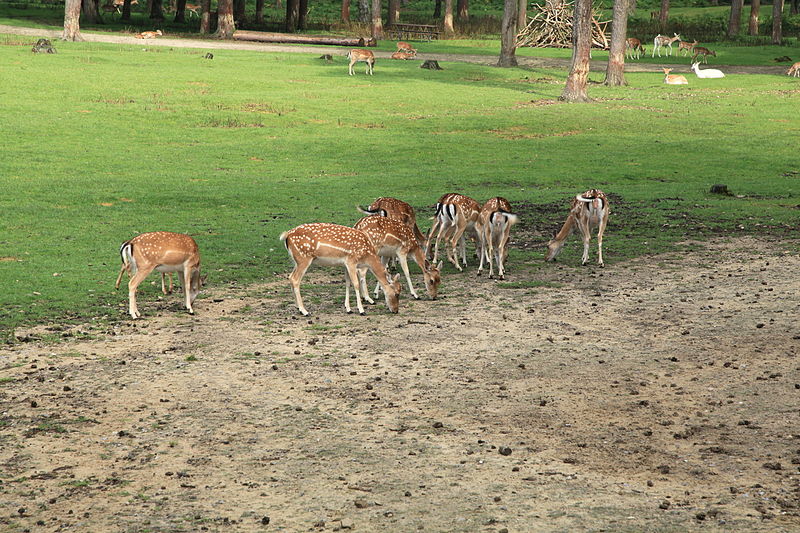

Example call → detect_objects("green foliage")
0 39 798 335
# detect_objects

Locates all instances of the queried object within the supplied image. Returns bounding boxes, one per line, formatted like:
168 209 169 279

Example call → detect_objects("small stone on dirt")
499 447 512 456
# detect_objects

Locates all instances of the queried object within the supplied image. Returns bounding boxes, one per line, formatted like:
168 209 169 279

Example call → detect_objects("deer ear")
437 261 443 271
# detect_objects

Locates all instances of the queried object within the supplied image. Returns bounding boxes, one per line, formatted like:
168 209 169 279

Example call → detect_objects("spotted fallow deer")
787 62 800 77
678 39 698 56
652 32 681 57
691 46 716 64
663 68 689 85
115 231 202 319
625 38 644 60
354 215 441 301
347 49 374 75
545 189 609 267
477 197 519 280
358 197 426 248
426 193 482 272
280 223 401 316
135 29 163 39
396 42 417 56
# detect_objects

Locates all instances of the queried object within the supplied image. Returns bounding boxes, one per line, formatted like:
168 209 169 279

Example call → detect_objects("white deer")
691 62 725 78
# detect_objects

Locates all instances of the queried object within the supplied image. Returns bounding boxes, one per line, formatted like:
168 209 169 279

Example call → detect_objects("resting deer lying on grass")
546 189 609 267
391 51 415 60
477 197 519 280
396 42 417 56
136 29 163 39
663 68 689 85
691 62 725 78
280 223 401 316
115 231 203 318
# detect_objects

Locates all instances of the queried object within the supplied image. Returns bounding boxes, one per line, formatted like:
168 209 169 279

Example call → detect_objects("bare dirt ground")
0 23 791 75
1 237 799 532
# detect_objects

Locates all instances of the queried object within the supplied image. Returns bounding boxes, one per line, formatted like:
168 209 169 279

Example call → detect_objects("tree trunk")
516 0 525 29
791 0 798 16
458 0 469 21
604 0 627 86
772 0 783 43
63 0 83 41
371 0 383 38
727 0 743 38
82 0 101 23
234 0 246 23
388 0 400 24
498 0 518 67
150 0 164 20
121 0 133 21
443 0 454 34
658 0 669 31
256 0 265 23
174 0 186 22
216 0 235 37
286 0 299 31
298 0 308 28
357 0 370 23
561 0 592 102
199 0 211 32
341 0 351 21
434 0 442 18
748 0 759 35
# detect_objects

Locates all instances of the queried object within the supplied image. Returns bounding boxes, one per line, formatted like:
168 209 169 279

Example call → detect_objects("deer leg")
447 221 466 271
348 59 355 75
477 225 489 276
115 264 128 290
578 220 592 265
288 257 312 316
181 267 195 314
345 262 365 315
396 252 419 300
127 266 156 319
356 265 375 304
597 216 608 267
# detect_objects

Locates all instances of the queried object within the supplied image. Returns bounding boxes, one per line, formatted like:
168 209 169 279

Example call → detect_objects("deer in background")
396 42 417 57
691 47 716 64
477 197 519 280
426 193 482 272
652 33 681 57
625 38 645 60
787 62 800 77
280 223 401 316
663 68 689 85
136 29 163 39
347 49 374 75
358 197 426 248
546 190 609 267
115 231 203 319
354 216 441 301
678 40 698 56
391 51 414 60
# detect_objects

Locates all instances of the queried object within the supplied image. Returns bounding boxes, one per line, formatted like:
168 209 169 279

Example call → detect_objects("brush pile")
516 0 609 49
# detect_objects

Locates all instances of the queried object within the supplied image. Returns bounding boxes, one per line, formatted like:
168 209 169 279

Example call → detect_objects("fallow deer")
354 216 441 300
280 223 401 316
691 62 725 78
691 46 716 64
678 40 698 56
652 33 681 57
787 62 800 77
477 197 519 280
347 49 374 76
391 51 414 60
546 190 609 267
358 197 426 248
625 38 644 60
396 42 417 57
115 231 202 319
136 29 163 39
426 193 482 272
663 68 689 85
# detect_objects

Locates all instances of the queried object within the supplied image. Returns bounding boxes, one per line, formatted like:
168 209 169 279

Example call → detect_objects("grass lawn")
0 32 798 336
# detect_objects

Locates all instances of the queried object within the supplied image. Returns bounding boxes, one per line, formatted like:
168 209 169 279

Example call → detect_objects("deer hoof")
499 275 505 280
359 311 366 316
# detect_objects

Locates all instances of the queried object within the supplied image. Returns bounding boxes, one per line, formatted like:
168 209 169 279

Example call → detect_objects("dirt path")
2 23 790 75
1 237 798 532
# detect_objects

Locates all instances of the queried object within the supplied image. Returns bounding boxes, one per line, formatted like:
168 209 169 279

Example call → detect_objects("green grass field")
0 32 798 336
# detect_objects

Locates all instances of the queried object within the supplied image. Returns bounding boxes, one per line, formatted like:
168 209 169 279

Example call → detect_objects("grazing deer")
678 39 698 56
347 49 374 75
391 51 414 60
652 33 681 57
184 3 200 16
625 38 644 60
115 232 202 319
358 197 426 248
691 62 725 78
787 62 800 77
354 216 441 300
546 190 609 267
426 193 482 272
396 41 417 57
280 223 401 316
691 46 716 64
135 29 163 39
101 3 119 15
663 68 689 85
477 197 519 280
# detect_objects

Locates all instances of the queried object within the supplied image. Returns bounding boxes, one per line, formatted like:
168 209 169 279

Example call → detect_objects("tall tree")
234 0 246 23
772 0 783 43
388 0 400 25
82 0 101 24
150 0 164 20
298 0 309 28
443 0 455 34
341 0 351 22
748 0 760 35
658 0 669 31
457 0 469 21
727 0 743 38
121 0 134 22
63 0 83 40
561 0 592 102
216 0 235 37
434 0 442 18
372 0 383 38
498 0 518 66
256 0 266 24
791 0 798 16
286 0 299 30
358 0 370 22
199 0 211 33
604 0 628 86
174 0 187 22
516 0 526 30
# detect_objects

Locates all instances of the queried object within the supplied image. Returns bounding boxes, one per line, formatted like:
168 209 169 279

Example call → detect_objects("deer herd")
623 33 732 83
116 190 609 318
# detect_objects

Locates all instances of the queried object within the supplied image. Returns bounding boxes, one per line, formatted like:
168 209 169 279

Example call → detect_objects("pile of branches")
516 0 610 50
